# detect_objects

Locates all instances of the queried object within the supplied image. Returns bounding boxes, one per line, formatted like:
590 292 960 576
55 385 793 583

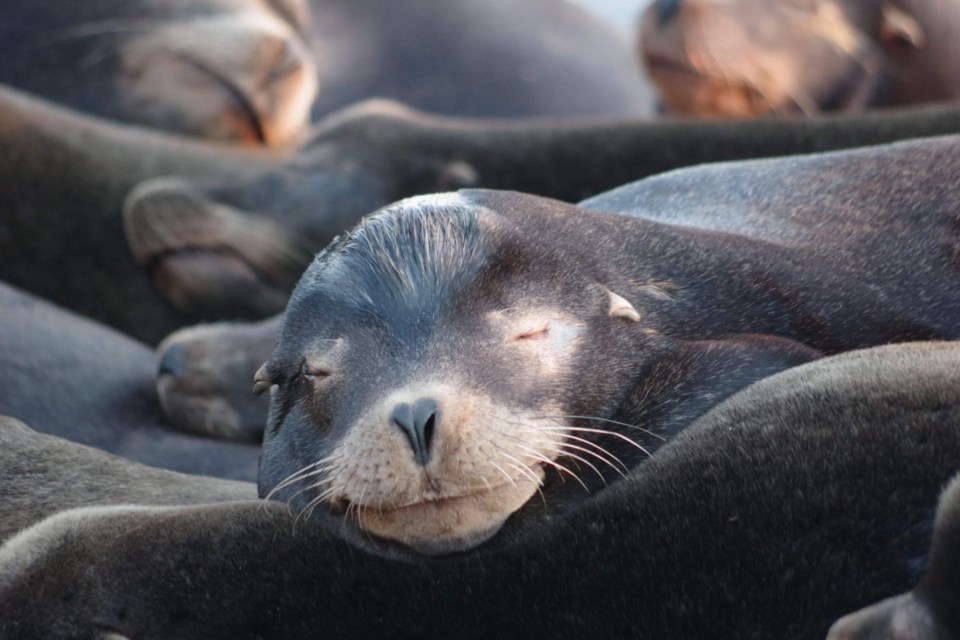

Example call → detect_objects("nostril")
422 413 436 455
157 343 189 378
654 0 682 25
390 398 440 466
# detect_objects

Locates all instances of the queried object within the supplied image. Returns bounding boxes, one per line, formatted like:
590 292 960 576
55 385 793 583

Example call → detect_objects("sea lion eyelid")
302 361 332 379
514 322 551 341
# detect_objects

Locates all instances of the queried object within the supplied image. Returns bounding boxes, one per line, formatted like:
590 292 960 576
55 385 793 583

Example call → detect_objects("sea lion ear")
880 4 925 49
607 290 641 323
252 363 274 396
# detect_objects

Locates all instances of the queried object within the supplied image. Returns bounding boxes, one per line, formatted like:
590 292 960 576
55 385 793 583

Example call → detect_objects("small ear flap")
607 290 641 323
436 160 480 191
252 363 273 396
880 4 925 49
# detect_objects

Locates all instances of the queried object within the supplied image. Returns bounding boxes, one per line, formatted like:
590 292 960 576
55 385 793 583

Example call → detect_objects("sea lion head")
7 0 317 144
257 192 663 556
639 0 924 117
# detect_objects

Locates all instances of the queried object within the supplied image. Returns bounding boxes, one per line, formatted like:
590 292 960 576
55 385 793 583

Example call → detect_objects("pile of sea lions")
3 1 960 638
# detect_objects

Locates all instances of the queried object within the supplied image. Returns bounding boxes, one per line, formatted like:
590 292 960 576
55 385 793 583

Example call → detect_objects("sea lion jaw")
119 10 316 145
639 0 884 117
312 383 563 555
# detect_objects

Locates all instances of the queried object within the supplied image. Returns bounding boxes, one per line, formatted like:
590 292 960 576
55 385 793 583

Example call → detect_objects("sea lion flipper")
123 178 310 319
826 592 946 640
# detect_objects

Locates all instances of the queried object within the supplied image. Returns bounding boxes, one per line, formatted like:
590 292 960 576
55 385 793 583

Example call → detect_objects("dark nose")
653 0 682 25
390 398 439 466
157 343 188 377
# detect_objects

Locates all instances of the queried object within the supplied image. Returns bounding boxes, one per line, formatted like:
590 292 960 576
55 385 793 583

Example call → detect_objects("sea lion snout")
389 398 440 467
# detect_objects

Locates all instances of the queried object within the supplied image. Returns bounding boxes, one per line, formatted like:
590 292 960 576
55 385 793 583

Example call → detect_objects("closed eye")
302 361 331 380
514 323 550 341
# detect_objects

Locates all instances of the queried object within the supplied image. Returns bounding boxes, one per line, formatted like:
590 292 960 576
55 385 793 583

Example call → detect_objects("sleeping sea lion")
156 133 960 443
251 135 960 555
3 341 960 639
639 0 960 117
0 281 260 480
0 0 317 144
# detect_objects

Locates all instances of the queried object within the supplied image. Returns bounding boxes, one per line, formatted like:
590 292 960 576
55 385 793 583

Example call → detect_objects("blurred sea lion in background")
0 0 654 147
0 281 260 480
639 0 960 117
304 0 655 118
0 0 317 144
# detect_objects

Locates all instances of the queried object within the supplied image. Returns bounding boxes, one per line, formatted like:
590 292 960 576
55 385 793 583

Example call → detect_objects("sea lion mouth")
324 464 546 555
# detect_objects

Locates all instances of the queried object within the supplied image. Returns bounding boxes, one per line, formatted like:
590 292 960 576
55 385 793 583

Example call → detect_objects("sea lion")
3 341 960 639
639 0 960 117
0 416 254 543
0 0 317 144
251 136 960 555
156 133 960 442
0 281 260 480
1 0 655 141
304 0 655 118
827 473 960 640
11 85 960 340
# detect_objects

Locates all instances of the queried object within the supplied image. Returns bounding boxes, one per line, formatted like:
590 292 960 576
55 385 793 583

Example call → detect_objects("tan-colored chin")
352 467 545 555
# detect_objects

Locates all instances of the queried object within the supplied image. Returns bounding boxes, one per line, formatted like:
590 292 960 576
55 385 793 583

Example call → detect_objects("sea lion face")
6 0 317 144
639 0 892 116
258 194 656 555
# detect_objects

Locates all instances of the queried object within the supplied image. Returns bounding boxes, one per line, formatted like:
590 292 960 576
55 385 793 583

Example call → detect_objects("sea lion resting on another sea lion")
159 134 960 451
3 342 960 639
245 136 960 556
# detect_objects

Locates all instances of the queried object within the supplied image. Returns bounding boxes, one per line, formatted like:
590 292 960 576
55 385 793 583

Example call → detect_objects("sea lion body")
0 0 652 144
0 416 254 543
306 0 654 118
3 342 960 639
639 0 960 117
0 0 316 144
250 136 960 556
0 281 260 480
